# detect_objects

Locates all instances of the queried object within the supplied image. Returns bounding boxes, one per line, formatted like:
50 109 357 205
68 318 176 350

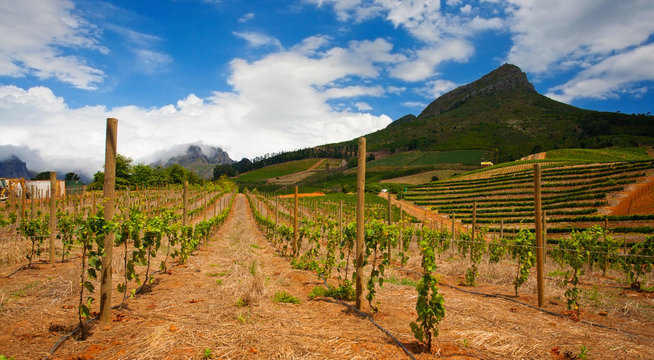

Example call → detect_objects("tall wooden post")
355 137 366 310
500 218 504 239
293 186 298 255
451 213 456 252
49 172 57 265
542 210 548 251
339 200 343 245
387 192 393 260
470 202 476 261
100 118 117 323
387 192 392 225
534 164 544 308
182 181 189 227
20 180 26 220
30 185 36 218
399 207 404 251
274 196 279 243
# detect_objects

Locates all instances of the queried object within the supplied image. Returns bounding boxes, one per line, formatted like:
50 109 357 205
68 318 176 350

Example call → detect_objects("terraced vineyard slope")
405 160 654 242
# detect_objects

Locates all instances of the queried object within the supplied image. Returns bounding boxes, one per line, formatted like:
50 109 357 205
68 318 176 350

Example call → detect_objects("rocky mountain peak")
0 155 32 179
417 63 535 120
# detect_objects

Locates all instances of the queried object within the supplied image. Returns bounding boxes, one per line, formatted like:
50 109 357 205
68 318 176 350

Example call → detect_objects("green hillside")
368 150 492 168
324 64 654 163
545 147 651 162
236 158 321 182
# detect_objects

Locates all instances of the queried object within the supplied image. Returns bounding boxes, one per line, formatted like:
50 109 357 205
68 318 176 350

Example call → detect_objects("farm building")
480 161 494 167
13 180 67 198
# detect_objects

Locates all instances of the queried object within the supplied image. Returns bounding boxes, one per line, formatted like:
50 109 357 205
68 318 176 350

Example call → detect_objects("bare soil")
1 195 653 359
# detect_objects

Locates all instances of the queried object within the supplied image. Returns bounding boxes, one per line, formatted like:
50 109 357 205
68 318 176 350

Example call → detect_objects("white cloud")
386 85 406 94
308 0 503 81
424 79 458 98
304 0 384 22
238 12 255 23
355 102 372 111
136 50 172 74
390 39 474 81
0 35 396 176
233 32 283 49
506 0 654 74
402 101 426 108
0 0 106 89
324 85 384 98
546 44 654 103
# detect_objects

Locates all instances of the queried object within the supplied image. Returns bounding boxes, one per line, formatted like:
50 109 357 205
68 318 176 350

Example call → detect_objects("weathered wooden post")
339 200 343 245
355 137 366 310
451 213 456 252
534 164 544 308
49 172 57 265
100 118 117 323
182 181 189 227
204 191 208 221
293 186 298 255
543 210 548 251
387 192 392 225
30 185 36 218
471 202 477 261
20 179 26 220
274 196 279 244
500 218 504 239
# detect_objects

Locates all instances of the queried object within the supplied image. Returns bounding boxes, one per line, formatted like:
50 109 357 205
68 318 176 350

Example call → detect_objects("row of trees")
89 154 204 189
214 144 363 180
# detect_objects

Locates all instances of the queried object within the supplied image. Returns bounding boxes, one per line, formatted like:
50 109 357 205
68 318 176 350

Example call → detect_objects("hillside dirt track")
0 195 653 359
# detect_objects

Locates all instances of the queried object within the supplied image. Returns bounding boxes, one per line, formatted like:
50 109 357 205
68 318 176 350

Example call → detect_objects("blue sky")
1 0 653 176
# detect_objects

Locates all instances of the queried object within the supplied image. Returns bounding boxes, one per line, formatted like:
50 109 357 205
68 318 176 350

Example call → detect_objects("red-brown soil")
610 177 654 215
0 194 653 359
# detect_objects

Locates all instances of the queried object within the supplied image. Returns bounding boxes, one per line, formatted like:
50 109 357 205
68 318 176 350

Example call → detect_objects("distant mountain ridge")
151 144 234 179
417 64 536 120
354 63 654 162
0 155 32 179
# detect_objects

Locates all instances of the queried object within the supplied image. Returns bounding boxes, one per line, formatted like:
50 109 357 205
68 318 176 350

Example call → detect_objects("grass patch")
546 270 567 278
206 270 229 277
546 147 651 162
272 291 300 304
9 281 39 298
308 281 355 301
237 158 321 182
368 150 490 167
250 243 263 250
235 297 248 307
385 275 417 287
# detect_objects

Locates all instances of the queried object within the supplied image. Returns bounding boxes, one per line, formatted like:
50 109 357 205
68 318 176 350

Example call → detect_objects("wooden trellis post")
534 164 544 308
293 186 299 255
355 136 366 310
49 172 57 265
100 118 117 323
183 181 189 227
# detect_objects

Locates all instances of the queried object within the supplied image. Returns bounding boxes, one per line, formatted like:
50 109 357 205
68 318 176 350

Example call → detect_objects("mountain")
151 144 233 179
355 63 654 162
0 155 32 179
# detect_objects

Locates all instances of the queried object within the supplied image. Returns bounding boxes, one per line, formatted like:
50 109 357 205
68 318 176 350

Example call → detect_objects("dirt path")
2 195 653 359
266 159 326 185
305 158 326 171
608 176 654 215
383 193 468 234
520 152 547 161
43 195 436 359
